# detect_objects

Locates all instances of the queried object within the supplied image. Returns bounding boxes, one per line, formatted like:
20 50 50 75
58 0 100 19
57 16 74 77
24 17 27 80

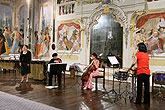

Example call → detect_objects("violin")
81 60 96 82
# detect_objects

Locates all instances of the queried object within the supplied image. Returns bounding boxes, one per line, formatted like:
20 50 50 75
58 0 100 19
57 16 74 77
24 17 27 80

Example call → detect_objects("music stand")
104 56 120 102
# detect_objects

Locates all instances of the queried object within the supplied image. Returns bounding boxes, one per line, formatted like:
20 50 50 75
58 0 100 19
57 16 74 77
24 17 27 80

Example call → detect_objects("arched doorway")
90 14 123 67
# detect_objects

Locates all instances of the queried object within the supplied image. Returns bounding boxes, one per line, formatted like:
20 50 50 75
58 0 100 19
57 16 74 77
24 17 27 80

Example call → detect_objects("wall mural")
0 4 19 55
0 4 25 56
34 1 51 59
131 12 165 56
57 22 81 53
34 27 51 59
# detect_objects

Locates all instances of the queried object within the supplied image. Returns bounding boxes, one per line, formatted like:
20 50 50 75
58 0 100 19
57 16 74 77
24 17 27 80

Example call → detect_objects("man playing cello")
81 52 100 90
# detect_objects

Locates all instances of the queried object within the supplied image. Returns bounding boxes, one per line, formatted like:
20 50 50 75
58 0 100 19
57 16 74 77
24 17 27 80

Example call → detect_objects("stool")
93 67 105 90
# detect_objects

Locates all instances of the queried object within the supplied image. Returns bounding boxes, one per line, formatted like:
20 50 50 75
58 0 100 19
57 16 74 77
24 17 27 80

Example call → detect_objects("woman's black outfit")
20 51 31 76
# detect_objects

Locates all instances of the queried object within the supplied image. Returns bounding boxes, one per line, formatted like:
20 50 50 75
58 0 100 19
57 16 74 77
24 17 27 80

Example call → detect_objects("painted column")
25 0 31 45
30 0 35 56
12 6 16 28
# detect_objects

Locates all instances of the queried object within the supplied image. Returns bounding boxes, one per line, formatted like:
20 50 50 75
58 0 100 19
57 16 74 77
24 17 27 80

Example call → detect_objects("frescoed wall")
34 0 51 59
131 12 165 56
57 22 81 53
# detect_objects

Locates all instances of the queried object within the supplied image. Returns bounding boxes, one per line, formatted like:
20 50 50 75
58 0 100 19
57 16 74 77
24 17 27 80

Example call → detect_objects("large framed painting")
57 21 81 53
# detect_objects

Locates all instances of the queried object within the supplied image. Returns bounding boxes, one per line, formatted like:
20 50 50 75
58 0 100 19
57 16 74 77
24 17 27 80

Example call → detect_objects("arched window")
20 7 24 30
90 14 123 67
0 4 12 28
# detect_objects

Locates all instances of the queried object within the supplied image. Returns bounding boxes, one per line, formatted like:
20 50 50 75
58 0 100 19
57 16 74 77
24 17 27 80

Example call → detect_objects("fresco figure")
3 27 13 54
34 30 43 59
158 26 165 52
0 29 6 55
134 28 146 46
146 31 163 55
11 28 20 54
42 30 50 56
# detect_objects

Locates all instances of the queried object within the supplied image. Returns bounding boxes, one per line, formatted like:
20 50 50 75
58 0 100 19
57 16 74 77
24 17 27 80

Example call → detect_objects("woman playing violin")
81 52 100 89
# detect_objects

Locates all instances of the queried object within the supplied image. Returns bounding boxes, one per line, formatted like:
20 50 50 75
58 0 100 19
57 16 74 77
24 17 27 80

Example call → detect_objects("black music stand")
46 63 67 89
104 56 120 102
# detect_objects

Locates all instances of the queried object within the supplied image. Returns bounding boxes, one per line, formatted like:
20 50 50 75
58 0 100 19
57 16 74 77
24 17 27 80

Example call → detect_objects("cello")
81 60 96 82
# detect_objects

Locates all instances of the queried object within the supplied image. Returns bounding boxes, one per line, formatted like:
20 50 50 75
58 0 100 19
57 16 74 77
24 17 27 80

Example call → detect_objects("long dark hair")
137 43 147 53
92 52 98 59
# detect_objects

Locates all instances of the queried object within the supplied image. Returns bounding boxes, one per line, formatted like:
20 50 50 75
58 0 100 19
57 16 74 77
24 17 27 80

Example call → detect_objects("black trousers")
136 73 150 104
49 71 62 86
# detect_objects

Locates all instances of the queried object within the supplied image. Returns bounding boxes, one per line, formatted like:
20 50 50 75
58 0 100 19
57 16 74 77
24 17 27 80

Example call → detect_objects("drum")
114 70 129 80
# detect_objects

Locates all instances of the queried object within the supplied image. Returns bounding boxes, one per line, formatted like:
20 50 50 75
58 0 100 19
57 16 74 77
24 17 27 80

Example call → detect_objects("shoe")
20 80 24 83
26 80 28 83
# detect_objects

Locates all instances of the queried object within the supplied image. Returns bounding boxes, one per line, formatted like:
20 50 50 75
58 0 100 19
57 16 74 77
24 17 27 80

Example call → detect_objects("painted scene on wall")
57 22 81 53
0 4 24 56
132 12 165 56
34 2 51 59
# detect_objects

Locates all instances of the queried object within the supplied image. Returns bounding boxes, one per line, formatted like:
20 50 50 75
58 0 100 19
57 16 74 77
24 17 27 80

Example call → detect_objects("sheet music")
108 56 119 65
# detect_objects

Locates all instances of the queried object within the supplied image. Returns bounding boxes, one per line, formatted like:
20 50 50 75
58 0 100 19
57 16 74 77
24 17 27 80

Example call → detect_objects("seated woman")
81 52 100 90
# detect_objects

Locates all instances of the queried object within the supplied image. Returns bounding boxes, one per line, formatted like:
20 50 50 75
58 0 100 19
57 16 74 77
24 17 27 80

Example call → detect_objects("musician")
81 52 100 89
19 45 31 83
128 43 150 105
48 53 62 87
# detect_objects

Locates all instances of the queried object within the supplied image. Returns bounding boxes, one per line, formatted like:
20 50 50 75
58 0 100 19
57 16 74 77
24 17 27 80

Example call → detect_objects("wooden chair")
93 67 105 90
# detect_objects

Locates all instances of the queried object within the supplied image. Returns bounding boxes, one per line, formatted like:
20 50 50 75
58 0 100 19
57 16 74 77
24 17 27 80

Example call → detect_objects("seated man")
48 53 62 87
